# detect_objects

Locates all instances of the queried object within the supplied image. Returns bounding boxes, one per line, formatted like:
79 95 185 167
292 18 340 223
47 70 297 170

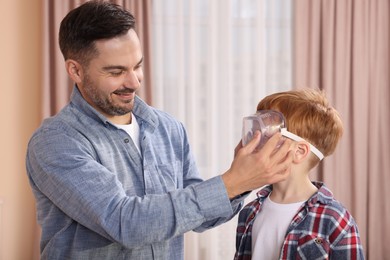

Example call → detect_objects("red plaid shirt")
234 182 364 259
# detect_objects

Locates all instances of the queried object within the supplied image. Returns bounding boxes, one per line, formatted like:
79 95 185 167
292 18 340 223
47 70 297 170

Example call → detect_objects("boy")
234 89 364 259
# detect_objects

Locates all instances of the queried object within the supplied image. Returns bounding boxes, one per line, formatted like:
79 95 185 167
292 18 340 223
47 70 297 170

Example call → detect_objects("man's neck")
107 113 132 125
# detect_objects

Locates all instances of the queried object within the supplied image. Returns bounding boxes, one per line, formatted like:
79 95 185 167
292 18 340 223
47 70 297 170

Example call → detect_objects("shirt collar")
307 181 334 206
256 181 334 206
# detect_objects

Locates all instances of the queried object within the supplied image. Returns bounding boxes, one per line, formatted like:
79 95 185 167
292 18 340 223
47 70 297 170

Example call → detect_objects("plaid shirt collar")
256 181 333 206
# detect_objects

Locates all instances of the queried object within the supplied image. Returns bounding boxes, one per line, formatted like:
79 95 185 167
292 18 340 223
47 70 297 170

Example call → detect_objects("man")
26 1 293 259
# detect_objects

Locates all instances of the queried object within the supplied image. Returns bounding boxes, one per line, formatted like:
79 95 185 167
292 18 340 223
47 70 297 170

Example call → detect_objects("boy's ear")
65 59 84 84
293 142 310 163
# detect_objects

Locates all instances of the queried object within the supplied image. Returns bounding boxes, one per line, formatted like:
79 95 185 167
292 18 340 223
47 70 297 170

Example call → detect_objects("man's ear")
65 59 84 84
293 142 310 163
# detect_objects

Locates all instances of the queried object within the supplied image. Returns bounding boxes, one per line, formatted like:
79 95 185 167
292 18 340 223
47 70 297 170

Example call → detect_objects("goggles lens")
242 110 285 150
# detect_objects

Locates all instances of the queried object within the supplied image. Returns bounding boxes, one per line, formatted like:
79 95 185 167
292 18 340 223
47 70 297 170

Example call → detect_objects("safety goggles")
242 110 324 160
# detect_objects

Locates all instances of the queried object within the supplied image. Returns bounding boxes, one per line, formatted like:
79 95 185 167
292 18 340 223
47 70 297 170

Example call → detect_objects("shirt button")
314 238 323 244
124 138 130 143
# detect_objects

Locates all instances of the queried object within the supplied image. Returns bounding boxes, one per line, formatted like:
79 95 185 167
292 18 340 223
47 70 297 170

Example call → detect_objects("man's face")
77 29 144 123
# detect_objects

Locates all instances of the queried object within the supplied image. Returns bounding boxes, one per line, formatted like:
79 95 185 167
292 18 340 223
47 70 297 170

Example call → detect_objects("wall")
0 0 42 259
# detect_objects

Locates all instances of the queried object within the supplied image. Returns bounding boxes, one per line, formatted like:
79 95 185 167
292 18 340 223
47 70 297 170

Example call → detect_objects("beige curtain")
294 1 390 259
42 0 153 118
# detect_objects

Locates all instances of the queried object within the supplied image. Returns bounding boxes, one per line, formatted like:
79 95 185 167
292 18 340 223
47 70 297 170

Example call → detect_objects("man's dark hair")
59 0 136 65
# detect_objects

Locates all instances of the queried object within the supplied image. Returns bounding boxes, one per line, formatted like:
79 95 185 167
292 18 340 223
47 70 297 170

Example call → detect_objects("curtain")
294 1 390 259
151 0 292 259
42 0 153 118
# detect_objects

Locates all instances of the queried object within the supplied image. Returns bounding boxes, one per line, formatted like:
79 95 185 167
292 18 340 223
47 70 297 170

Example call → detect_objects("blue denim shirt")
26 86 243 260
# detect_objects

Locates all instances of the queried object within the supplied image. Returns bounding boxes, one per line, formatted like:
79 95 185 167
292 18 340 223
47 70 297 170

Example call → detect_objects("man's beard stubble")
82 75 133 116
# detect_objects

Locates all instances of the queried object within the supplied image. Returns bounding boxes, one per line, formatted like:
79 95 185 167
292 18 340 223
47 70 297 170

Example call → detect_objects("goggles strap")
281 128 324 160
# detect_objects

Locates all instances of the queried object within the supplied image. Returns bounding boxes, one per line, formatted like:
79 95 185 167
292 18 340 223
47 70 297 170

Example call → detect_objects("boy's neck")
269 173 318 204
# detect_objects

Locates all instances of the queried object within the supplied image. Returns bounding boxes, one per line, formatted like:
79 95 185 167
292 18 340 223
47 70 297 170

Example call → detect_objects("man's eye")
111 71 123 76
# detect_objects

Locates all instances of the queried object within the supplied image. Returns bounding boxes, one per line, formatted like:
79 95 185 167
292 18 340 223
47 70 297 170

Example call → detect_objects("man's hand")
222 131 294 199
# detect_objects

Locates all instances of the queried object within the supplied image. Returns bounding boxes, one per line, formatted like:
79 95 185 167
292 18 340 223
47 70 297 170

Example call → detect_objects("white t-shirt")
113 113 141 154
251 196 305 260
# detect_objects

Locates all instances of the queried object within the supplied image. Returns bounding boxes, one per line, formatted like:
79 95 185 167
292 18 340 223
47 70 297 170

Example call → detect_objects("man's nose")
125 71 141 89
